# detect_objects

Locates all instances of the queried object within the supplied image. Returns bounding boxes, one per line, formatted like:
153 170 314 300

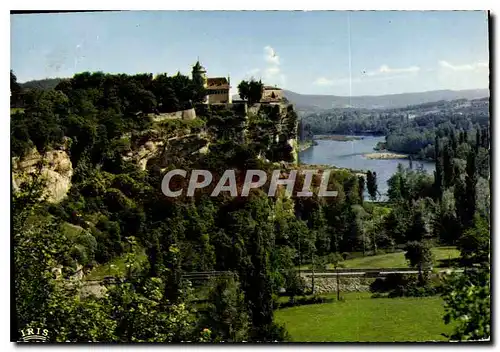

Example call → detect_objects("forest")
301 98 489 160
11 68 490 342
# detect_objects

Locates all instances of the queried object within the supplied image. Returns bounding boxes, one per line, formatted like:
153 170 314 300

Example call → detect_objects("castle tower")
192 60 209 104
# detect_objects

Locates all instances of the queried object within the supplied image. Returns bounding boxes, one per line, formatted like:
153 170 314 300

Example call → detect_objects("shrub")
370 273 439 298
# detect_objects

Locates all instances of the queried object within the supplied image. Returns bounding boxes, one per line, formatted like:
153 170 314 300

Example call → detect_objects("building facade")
192 61 231 104
261 86 284 103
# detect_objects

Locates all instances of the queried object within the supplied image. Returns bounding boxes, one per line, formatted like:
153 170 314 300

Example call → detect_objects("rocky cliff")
12 143 73 203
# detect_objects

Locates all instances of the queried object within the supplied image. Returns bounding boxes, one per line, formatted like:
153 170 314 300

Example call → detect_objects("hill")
282 88 489 111
23 77 488 112
20 77 66 90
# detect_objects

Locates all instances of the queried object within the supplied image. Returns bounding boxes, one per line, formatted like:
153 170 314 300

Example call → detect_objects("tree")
434 136 443 199
442 267 490 341
248 79 264 104
11 70 22 107
237 79 263 105
203 274 250 342
358 175 365 203
237 80 250 101
442 143 455 188
105 277 198 342
329 253 344 301
366 170 378 201
404 241 433 283
458 213 489 268
464 149 477 229
405 206 430 242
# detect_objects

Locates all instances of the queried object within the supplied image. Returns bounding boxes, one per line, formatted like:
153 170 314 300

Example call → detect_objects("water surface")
299 135 435 199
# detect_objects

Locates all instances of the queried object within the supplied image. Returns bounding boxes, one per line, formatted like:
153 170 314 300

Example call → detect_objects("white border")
2 2 498 351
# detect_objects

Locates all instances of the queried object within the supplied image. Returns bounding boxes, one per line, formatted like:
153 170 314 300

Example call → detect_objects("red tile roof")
207 77 229 89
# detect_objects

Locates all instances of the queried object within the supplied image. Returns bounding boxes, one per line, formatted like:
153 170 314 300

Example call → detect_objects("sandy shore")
364 152 408 160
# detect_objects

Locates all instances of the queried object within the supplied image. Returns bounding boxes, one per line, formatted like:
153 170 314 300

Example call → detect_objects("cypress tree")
434 136 443 199
358 176 365 204
366 170 378 201
464 149 477 229
451 130 458 152
476 128 481 151
442 143 454 188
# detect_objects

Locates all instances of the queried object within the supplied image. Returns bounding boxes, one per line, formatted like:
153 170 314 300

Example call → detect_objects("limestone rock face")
12 146 73 203
123 131 209 170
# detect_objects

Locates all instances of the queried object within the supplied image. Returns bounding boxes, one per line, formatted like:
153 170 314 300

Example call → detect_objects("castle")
192 61 231 104
191 61 285 105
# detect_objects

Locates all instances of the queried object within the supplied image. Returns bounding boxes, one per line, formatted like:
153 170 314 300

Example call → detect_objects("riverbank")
315 135 362 142
296 163 366 175
364 152 408 160
298 140 318 152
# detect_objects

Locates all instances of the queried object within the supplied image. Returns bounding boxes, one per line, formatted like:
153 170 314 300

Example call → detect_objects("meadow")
275 292 454 342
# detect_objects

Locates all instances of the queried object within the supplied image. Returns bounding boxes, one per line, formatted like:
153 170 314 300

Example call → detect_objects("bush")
277 295 334 309
370 273 439 298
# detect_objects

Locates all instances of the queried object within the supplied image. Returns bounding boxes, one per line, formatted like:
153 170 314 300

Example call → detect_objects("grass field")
341 247 460 269
275 292 454 342
300 247 460 270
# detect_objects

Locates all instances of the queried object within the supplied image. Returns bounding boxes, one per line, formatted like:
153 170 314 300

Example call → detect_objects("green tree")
248 79 264 104
434 136 444 199
442 267 490 341
11 70 22 107
203 274 250 342
358 175 365 203
458 213 489 267
237 80 250 101
366 170 378 201
404 241 433 283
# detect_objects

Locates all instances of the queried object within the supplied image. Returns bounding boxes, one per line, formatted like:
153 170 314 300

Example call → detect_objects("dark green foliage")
404 241 433 283
203 274 250 342
358 175 365 203
237 79 264 104
366 170 377 201
370 273 438 298
442 266 490 341
458 214 489 267
301 98 488 159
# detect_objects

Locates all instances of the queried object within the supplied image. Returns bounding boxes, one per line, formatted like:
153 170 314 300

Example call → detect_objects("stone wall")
303 275 376 294
151 108 196 122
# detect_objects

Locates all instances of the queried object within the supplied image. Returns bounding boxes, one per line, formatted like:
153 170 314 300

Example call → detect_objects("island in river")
364 152 408 160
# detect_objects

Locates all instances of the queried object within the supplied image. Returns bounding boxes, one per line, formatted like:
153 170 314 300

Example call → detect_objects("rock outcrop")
12 143 73 203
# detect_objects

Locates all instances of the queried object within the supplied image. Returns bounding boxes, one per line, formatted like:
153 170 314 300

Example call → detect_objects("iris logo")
19 327 49 342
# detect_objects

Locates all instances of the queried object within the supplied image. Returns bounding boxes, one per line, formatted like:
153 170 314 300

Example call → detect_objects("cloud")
247 68 260 75
265 66 281 76
241 46 286 87
439 60 488 71
313 77 335 86
264 45 280 65
365 64 420 76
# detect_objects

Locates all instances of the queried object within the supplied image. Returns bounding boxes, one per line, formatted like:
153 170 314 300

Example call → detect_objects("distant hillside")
283 89 490 111
25 76 489 112
20 77 66 90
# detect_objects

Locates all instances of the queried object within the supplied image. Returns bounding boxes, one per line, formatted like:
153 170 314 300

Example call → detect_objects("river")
298 135 435 200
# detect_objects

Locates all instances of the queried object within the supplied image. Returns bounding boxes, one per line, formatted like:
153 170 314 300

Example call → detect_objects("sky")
10 10 490 96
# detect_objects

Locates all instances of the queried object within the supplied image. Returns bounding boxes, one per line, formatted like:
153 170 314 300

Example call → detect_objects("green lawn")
275 292 454 342
341 247 459 269
300 247 460 270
